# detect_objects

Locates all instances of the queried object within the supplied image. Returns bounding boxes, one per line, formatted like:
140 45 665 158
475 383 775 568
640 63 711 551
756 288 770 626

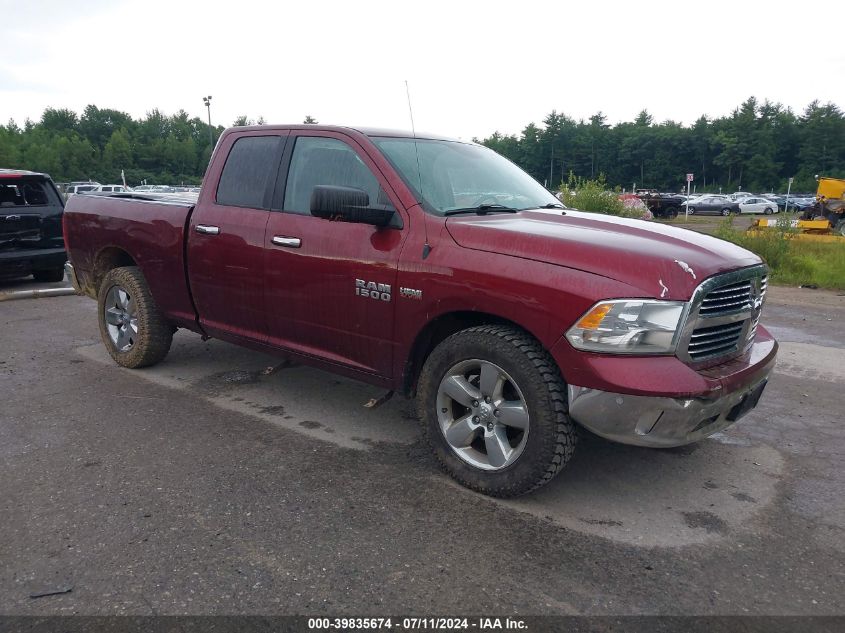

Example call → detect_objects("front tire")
418 325 576 497
688 207 696 215
97 266 173 368
721 208 731 216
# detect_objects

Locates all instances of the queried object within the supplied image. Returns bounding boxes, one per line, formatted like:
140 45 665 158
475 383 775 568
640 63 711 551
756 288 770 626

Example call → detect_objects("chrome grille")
678 265 767 365
699 280 753 316
688 322 745 360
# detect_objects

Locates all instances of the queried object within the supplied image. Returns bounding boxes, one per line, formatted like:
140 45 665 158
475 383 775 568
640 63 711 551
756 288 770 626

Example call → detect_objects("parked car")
738 197 779 215
786 197 816 212
133 185 156 192
91 184 132 193
728 192 754 201
63 124 777 497
635 190 685 218
65 183 100 196
0 169 66 282
686 196 741 216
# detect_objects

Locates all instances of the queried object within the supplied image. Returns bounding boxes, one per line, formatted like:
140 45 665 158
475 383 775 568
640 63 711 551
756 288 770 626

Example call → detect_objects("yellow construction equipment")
750 176 845 239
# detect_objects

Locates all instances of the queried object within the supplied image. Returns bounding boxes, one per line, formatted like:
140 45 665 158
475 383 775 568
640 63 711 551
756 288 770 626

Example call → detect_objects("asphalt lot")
1 277 844 616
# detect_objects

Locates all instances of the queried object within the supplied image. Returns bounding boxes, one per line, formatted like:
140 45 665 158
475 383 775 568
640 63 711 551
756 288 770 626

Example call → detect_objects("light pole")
203 95 213 147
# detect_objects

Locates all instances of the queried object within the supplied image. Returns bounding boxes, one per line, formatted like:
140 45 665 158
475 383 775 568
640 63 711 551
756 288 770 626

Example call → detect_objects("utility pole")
203 96 213 147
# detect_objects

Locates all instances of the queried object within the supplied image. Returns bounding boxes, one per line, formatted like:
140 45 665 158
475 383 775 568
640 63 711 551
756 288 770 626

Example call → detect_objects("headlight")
566 300 686 354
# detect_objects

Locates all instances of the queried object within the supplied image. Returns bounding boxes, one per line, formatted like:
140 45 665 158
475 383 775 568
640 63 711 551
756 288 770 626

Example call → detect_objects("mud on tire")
417 324 576 497
97 266 173 368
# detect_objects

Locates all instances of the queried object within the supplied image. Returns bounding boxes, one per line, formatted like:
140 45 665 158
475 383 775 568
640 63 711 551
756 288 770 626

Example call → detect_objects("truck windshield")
372 137 561 215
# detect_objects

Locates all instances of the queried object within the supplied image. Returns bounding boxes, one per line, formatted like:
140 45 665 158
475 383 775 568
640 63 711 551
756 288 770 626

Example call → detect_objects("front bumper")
565 336 778 447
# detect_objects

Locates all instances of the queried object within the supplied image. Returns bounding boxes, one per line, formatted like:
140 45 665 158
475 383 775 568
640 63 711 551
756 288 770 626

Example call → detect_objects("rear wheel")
836 219 845 237
764 207 774 215
97 266 173 368
418 324 576 497
33 268 65 283
665 206 678 219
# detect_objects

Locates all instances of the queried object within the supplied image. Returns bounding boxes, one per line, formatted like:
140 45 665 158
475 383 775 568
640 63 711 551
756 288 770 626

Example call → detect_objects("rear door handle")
272 236 301 248
195 224 220 235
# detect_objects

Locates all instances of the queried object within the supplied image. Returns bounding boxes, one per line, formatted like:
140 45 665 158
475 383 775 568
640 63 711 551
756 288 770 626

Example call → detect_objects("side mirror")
310 185 396 228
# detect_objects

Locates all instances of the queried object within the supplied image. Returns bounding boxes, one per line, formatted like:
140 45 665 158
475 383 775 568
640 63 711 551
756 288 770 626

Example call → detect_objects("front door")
263 132 407 377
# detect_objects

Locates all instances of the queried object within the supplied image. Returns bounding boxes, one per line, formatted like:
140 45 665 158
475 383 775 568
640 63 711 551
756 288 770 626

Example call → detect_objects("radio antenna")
405 80 417 136
405 80 431 258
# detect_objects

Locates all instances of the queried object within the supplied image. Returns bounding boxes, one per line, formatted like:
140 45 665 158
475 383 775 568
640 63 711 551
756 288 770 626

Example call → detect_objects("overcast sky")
1 0 843 140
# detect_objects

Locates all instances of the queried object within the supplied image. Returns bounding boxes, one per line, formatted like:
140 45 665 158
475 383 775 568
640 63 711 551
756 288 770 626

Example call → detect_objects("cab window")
280 136 389 215
216 135 280 208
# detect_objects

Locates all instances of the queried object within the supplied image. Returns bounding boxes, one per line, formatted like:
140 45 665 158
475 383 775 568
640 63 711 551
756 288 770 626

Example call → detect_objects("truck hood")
445 209 761 300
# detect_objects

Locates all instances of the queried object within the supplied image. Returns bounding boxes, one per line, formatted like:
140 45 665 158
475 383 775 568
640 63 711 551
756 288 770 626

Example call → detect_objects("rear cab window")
0 179 61 207
216 135 281 208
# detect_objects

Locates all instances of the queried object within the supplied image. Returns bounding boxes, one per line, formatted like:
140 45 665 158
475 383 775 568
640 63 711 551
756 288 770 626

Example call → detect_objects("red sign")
686 173 694 182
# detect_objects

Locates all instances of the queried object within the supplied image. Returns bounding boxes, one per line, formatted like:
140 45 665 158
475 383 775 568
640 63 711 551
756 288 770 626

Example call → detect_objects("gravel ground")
1 284 843 616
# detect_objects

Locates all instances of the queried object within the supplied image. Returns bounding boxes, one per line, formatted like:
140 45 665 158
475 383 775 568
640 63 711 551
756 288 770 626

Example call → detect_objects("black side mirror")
310 185 395 227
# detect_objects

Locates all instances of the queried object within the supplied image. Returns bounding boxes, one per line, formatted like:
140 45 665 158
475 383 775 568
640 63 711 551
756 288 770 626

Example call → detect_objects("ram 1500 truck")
63 125 777 497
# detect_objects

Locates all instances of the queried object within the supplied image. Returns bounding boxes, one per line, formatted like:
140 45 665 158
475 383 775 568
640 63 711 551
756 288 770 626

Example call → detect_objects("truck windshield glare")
372 137 560 215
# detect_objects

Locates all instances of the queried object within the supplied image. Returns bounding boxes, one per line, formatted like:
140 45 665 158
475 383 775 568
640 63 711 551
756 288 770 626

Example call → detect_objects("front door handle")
195 224 220 235
272 236 301 248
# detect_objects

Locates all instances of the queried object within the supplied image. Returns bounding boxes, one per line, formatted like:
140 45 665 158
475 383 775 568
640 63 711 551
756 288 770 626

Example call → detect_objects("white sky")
1 0 843 140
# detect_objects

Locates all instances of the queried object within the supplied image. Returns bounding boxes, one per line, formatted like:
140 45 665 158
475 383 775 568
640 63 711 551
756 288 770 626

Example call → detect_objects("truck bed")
63 194 199 329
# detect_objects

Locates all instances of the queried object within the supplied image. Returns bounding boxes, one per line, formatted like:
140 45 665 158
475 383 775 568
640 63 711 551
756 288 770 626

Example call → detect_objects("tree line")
0 98 842 192
478 97 844 194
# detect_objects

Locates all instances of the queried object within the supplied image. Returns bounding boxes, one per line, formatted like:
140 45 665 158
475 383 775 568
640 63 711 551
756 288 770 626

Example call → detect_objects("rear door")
262 131 408 377
187 131 288 342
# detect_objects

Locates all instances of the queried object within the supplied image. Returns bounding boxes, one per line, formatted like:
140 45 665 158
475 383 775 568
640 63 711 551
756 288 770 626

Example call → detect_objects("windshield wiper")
536 202 566 209
444 204 520 216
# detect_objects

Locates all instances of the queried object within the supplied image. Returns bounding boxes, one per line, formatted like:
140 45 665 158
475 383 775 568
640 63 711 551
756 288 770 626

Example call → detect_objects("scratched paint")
673 259 697 280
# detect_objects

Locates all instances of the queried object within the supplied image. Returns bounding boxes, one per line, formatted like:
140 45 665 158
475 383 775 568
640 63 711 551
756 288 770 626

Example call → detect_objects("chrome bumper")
567 375 772 448
64 261 83 294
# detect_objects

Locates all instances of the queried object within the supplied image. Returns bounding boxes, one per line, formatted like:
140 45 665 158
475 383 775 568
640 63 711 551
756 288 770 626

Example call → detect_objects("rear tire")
97 266 173 368
764 207 774 215
417 324 576 497
33 268 65 283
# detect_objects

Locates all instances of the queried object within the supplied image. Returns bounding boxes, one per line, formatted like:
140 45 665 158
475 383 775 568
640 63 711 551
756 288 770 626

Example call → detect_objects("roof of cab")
226 124 465 143
0 168 50 178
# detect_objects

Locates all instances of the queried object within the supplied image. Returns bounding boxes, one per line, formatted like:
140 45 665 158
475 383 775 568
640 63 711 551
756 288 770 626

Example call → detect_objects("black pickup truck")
0 169 66 282
636 190 686 219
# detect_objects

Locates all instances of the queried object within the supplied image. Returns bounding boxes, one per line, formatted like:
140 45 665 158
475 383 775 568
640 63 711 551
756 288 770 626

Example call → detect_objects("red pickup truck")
63 125 777 497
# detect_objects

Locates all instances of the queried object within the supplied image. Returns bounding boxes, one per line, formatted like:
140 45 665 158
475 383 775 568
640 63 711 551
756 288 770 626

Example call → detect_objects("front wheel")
97 266 173 368
417 325 576 497
687 207 696 215
721 208 732 216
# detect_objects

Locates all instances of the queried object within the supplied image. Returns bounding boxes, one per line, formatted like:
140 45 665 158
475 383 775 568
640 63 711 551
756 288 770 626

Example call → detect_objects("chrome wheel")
104 285 138 352
436 359 529 471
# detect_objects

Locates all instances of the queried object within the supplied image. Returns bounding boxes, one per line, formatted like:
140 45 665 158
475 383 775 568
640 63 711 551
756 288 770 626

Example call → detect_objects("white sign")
788 177 794 185
686 173 694 182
